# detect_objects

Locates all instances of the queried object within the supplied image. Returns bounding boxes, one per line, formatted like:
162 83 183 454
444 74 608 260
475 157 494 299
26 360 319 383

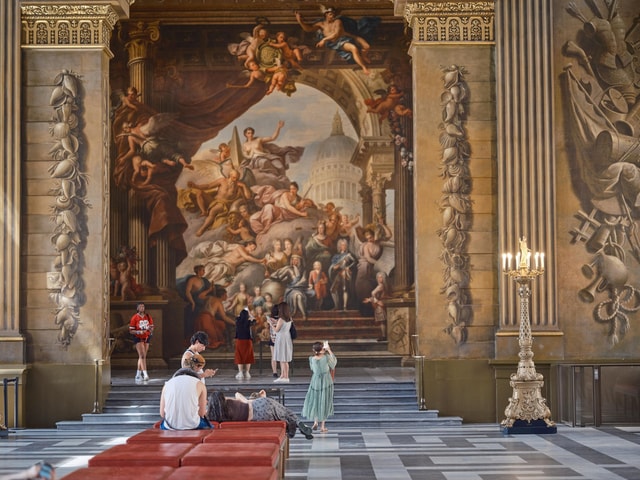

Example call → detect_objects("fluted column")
124 21 159 103
393 115 414 293
123 21 159 288
369 171 392 222
0 0 24 362
495 0 557 331
359 184 373 226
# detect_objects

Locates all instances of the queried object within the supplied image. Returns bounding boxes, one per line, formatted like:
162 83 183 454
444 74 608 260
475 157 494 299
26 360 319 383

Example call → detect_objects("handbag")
290 321 298 340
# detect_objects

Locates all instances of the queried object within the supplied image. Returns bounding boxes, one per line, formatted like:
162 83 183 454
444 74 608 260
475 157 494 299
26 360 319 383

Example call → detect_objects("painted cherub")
226 59 266 89
269 31 304 70
365 85 413 122
265 60 290 95
114 259 135 301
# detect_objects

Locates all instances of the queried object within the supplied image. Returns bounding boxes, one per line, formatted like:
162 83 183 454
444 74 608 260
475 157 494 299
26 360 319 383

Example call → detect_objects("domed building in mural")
303 112 362 218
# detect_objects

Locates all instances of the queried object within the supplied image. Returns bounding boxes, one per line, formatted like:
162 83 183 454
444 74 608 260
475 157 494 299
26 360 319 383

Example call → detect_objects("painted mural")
563 0 640 345
109 9 411 349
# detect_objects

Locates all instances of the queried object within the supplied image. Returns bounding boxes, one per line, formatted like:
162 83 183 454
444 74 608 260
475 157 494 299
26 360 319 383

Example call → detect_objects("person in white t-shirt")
159 354 211 430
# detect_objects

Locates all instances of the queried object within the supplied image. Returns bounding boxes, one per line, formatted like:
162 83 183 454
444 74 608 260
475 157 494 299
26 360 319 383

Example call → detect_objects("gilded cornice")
21 4 119 47
404 1 494 44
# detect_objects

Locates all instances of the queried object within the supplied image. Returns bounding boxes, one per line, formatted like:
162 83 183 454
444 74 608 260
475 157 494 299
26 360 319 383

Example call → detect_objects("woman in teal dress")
302 341 337 433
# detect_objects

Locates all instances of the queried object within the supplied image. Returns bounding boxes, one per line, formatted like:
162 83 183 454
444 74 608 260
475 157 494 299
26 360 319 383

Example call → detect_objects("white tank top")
162 375 201 430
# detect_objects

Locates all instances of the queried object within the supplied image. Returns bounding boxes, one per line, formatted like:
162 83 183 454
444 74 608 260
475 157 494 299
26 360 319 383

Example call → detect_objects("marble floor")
2 367 640 479
2 424 640 479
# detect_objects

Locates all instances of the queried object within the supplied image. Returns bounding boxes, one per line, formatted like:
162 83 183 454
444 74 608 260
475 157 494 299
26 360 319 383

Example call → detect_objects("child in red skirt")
234 307 256 379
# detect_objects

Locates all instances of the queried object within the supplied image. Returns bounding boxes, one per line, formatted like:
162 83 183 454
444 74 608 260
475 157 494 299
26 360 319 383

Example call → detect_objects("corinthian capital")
404 1 494 44
21 3 119 48
123 21 161 62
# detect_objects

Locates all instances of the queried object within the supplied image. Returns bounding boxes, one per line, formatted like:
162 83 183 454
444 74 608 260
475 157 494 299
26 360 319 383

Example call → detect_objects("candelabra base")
501 419 557 435
500 378 556 434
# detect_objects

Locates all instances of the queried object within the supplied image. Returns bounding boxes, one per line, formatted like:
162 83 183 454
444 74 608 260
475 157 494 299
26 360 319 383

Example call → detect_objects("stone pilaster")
493 0 562 359
405 1 497 358
0 0 25 365
20 1 123 427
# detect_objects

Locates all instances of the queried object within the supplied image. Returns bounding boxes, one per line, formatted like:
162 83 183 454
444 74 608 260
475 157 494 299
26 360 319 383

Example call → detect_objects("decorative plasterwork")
404 1 494 44
46 70 90 348
438 65 472 345
21 4 118 48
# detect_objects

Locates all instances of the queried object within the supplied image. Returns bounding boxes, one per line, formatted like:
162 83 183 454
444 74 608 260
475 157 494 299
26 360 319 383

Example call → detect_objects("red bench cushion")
88 443 194 468
165 466 278 480
203 427 286 445
218 420 286 429
127 428 213 444
180 442 279 467
61 466 175 479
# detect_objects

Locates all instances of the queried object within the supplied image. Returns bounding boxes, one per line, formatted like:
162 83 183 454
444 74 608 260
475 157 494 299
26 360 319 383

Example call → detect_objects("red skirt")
234 339 255 365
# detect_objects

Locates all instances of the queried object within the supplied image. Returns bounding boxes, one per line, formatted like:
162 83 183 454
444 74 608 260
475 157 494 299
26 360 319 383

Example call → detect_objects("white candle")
540 253 545 269
527 251 531 268
516 252 521 268
534 252 539 269
507 253 512 270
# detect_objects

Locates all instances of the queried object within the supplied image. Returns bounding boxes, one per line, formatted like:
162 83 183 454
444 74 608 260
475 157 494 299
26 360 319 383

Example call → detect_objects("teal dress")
302 352 338 422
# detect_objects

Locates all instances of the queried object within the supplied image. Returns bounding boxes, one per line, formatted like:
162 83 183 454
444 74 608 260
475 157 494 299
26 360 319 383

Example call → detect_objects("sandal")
312 423 318 431
320 428 329 433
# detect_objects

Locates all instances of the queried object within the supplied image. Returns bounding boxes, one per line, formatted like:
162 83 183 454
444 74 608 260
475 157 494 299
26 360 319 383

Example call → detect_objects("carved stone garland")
46 70 90 348
437 65 472 344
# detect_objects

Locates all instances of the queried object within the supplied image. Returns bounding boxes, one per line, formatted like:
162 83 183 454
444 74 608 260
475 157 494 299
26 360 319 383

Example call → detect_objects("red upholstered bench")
88 443 195 468
180 442 281 477
61 466 175 479
165 466 278 480
64 466 175 480
127 428 213 444
219 420 286 429
204 425 289 459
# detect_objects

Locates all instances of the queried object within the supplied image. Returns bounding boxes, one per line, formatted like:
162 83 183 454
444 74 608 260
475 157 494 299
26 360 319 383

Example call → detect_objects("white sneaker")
143 374 150 382
244 372 251 379
279 378 290 383
235 372 244 380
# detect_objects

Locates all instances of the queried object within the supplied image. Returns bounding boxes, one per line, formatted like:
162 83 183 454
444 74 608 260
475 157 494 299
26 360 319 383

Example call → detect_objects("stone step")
56 367 462 431
56 414 462 431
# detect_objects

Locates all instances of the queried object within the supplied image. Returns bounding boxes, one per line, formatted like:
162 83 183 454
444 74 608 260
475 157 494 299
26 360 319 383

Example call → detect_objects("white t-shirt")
161 375 201 430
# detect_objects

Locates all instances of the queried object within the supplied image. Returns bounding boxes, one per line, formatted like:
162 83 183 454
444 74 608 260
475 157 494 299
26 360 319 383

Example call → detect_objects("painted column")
359 184 373 226
393 114 415 294
493 0 561 359
122 21 160 288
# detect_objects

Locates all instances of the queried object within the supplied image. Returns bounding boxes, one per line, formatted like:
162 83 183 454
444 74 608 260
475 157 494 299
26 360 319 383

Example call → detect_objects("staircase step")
57 365 462 431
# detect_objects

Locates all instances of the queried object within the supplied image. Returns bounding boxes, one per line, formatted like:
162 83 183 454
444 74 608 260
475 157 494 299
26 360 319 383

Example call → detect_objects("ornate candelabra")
500 236 556 434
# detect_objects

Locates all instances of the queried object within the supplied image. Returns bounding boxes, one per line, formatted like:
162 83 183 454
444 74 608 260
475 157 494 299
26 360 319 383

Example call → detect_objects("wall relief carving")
46 70 90 348
563 0 640 345
438 65 473 345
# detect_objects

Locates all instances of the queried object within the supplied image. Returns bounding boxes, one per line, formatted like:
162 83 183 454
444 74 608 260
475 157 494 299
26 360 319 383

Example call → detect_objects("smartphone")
323 340 329 349
37 462 54 480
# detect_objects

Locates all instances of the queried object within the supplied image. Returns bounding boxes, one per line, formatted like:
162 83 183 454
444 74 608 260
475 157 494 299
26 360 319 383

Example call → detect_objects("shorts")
133 335 152 344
